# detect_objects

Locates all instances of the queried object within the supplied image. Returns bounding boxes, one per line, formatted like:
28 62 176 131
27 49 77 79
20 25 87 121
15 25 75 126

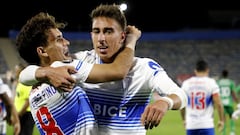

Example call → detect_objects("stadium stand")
2 30 240 85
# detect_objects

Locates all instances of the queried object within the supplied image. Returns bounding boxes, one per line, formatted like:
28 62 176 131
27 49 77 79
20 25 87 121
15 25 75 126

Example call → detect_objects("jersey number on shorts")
190 91 205 110
36 106 64 135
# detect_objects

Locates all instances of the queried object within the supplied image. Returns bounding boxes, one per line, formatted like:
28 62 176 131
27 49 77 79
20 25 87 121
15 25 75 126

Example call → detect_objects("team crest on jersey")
148 61 162 76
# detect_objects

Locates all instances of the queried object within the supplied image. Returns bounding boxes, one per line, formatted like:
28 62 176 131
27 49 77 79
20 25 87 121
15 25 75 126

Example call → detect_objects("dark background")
1 0 240 37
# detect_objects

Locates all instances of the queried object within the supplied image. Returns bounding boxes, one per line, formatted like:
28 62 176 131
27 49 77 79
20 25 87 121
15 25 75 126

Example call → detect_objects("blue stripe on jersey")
206 94 213 106
34 86 96 135
85 88 150 130
75 60 83 70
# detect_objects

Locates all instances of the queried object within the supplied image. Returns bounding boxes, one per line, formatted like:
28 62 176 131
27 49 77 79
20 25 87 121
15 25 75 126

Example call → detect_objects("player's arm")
19 65 77 90
151 71 188 110
86 25 140 83
19 25 141 87
232 103 240 120
231 89 240 103
212 93 224 132
0 92 20 135
140 70 187 129
180 107 186 127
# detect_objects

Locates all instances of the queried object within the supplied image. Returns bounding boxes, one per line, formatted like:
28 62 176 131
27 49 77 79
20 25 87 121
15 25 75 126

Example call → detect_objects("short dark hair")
90 4 127 31
195 59 208 72
222 69 228 77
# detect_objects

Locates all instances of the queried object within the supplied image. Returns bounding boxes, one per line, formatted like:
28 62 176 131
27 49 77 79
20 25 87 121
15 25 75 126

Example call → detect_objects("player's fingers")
141 107 149 123
66 77 76 85
144 121 150 130
149 122 154 129
154 111 164 127
58 83 74 92
146 107 155 123
144 107 156 129
147 109 161 129
149 113 158 129
67 66 77 75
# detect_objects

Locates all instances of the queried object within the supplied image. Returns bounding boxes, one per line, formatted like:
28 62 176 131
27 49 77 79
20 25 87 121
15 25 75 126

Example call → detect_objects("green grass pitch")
6 108 240 135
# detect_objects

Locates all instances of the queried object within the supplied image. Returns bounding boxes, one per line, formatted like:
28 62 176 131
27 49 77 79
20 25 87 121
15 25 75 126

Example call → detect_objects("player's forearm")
164 93 187 110
232 92 239 103
19 65 74 86
112 47 134 78
154 92 186 111
125 36 137 51
11 105 20 123
19 65 40 86
164 86 187 110
217 103 225 122
153 71 187 110
11 105 21 135
171 87 187 110
180 108 186 120
112 26 140 78
124 25 141 50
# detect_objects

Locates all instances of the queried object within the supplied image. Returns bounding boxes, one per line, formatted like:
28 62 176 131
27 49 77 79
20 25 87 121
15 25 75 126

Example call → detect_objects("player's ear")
37 46 48 57
120 31 126 44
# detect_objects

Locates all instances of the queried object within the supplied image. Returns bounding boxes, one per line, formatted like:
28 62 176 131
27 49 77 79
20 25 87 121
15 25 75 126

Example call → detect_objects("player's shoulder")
208 77 217 82
182 77 194 84
134 57 164 71
205 77 219 86
74 49 95 59
134 57 159 64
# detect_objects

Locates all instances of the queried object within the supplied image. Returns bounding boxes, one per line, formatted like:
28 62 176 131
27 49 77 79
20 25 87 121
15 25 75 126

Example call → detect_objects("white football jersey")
21 50 187 135
75 50 186 135
29 60 97 135
181 76 220 129
0 78 12 134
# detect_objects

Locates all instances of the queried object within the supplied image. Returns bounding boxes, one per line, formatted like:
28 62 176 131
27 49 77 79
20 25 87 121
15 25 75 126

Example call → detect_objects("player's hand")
5 115 20 135
232 103 240 120
140 100 168 130
13 121 21 135
217 121 224 132
232 109 240 120
183 120 186 128
37 66 77 91
125 25 141 50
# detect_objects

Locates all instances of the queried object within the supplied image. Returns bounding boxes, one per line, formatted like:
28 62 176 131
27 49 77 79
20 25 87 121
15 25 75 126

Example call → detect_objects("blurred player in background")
217 69 239 135
14 63 35 135
180 59 224 135
0 77 20 135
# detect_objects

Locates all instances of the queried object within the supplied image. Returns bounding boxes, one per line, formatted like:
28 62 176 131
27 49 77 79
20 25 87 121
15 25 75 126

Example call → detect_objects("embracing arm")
86 25 141 83
19 25 141 89
19 65 77 90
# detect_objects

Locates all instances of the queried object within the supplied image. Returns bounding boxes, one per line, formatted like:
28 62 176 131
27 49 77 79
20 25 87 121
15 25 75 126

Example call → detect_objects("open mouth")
98 46 108 53
64 49 70 57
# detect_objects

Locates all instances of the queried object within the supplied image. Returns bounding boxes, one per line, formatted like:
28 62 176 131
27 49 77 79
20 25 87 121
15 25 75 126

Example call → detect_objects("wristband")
159 97 174 110
19 65 39 85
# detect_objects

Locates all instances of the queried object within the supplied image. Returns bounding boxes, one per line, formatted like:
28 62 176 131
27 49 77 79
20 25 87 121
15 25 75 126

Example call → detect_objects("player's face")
91 17 126 63
44 28 72 64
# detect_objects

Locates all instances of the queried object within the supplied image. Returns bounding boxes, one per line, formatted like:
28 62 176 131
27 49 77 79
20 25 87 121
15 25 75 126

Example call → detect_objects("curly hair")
16 12 66 65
